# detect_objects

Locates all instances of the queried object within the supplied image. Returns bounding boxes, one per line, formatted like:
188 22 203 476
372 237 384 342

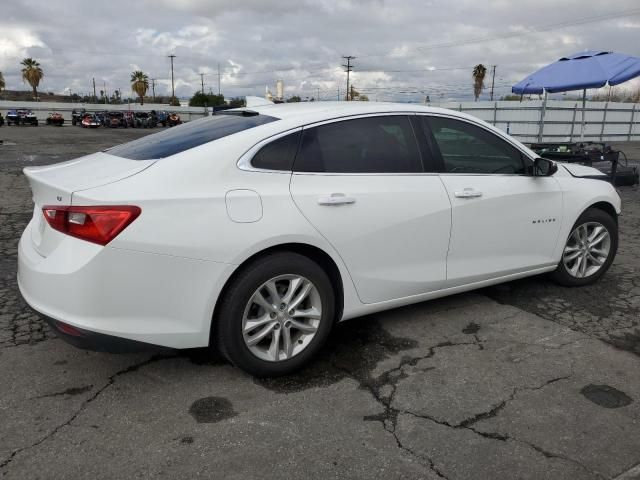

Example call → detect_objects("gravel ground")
1 125 640 480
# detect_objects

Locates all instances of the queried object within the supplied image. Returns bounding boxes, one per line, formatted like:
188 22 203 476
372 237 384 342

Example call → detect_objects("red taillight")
55 321 84 337
42 205 141 245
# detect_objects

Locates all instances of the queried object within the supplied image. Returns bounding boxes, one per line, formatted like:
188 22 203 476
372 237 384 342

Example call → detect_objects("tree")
348 87 369 101
169 96 181 107
228 97 244 108
189 92 225 107
130 70 149 105
286 95 301 103
472 64 487 101
500 94 521 101
0 71 5 92
21 58 44 100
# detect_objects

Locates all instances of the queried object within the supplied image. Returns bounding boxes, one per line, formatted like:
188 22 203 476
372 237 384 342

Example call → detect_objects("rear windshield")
107 112 278 160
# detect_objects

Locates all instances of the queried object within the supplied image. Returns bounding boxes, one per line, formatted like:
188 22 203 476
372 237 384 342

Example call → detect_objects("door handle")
454 188 483 199
318 193 356 206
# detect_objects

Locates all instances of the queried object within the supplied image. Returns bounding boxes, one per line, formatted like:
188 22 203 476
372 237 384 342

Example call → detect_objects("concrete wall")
431 100 640 143
0 100 207 122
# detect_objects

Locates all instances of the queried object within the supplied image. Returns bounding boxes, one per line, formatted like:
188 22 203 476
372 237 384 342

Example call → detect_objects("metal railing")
431 100 640 143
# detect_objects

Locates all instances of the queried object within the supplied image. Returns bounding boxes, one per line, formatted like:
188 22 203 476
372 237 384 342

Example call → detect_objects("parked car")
133 111 156 128
122 111 135 128
167 112 181 127
107 111 127 128
94 111 109 127
46 112 65 126
155 110 169 127
71 108 86 126
80 113 101 128
18 103 621 376
7 108 38 126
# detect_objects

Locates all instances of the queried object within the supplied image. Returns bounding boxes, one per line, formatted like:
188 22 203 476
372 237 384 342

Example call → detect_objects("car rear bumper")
18 221 235 350
42 314 170 353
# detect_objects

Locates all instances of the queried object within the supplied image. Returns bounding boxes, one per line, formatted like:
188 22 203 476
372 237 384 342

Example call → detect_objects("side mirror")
533 157 558 177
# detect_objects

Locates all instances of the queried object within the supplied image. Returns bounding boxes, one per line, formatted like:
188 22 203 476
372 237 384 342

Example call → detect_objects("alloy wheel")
242 274 322 362
563 222 611 278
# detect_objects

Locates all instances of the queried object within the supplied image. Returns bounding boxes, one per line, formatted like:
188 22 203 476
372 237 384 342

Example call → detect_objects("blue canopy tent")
512 51 640 139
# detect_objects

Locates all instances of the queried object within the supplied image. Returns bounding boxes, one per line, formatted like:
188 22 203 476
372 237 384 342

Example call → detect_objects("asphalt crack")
331 339 481 478
0 354 173 472
333 333 592 479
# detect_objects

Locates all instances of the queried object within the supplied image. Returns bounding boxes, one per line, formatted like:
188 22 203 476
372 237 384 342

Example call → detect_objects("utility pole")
168 54 176 104
350 85 355 102
92 77 96 103
317 87 320 101
490 65 496 101
342 55 355 101
151 79 156 103
200 73 205 94
217 62 221 96
103 81 107 104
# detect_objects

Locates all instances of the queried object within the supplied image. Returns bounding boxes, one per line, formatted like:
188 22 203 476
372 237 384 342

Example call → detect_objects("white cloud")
0 1 639 100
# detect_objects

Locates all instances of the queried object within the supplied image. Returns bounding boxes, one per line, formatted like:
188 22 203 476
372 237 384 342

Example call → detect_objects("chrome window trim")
237 110 536 176
237 127 303 173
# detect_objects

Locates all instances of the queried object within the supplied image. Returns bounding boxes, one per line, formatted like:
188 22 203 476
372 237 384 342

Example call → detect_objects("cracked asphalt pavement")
1 126 640 479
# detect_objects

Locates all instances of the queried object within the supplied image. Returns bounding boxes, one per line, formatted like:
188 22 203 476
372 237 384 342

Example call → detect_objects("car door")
420 114 562 287
289 114 451 304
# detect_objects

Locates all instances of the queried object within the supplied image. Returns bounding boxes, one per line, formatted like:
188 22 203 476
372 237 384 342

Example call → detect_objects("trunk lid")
24 152 155 257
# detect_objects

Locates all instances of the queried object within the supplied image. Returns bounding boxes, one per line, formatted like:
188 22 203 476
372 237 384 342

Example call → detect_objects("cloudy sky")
1 0 639 102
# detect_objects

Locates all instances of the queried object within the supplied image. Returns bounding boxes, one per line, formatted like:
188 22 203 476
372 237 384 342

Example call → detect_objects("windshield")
107 112 278 160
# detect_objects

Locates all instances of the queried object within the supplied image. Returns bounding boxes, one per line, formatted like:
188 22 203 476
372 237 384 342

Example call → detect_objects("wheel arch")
583 201 618 224
209 242 345 346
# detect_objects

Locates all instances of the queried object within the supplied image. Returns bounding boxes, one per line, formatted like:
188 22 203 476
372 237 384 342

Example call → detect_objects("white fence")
431 100 640 143
0 100 207 122
3 99 640 143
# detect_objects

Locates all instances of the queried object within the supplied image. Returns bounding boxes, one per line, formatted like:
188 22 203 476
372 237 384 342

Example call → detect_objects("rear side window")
424 116 525 174
107 112 278 160
294 116 422 173
251 131 301 170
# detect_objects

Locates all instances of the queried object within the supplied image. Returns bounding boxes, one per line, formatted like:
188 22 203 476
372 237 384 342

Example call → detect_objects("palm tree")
0 71 5 92
472 64 487 101
130 71 149 105
21 58 44 100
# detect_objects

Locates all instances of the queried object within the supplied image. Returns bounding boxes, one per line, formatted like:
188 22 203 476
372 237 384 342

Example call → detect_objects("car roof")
242 101 481 127
223 101 537 160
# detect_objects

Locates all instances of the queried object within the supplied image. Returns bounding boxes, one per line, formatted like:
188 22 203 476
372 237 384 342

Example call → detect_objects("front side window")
294 115 422 173
108 112 278 160
424 116 526 174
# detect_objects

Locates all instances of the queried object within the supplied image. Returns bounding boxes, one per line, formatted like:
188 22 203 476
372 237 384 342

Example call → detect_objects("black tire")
550 207 618 286
214 252 335 377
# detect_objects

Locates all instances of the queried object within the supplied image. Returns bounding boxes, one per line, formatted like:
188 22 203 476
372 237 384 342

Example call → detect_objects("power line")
356 7 640 59
342 55 355 101
217 62 221 96
168 54 176 102
490 65 496 101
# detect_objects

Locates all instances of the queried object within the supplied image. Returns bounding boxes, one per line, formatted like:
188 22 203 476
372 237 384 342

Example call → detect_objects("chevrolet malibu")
18 102 620 376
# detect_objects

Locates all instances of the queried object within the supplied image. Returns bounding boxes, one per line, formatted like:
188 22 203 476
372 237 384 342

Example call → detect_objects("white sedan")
18 102 620 376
